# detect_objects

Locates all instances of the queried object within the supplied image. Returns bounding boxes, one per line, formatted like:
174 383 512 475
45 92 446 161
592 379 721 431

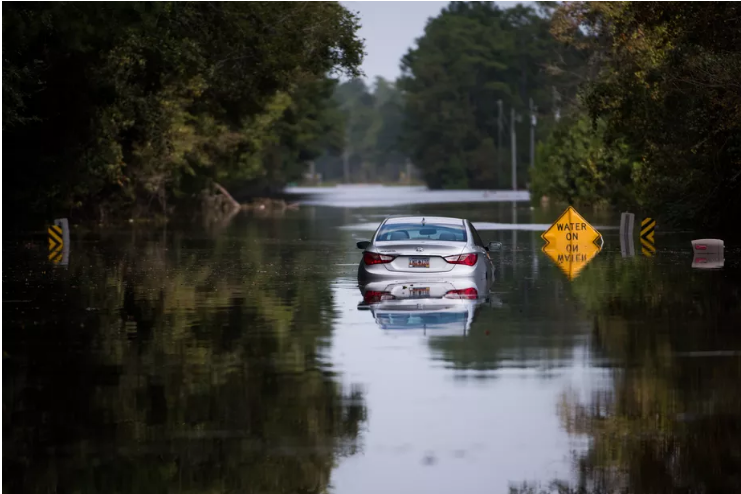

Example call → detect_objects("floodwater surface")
4 187 741 494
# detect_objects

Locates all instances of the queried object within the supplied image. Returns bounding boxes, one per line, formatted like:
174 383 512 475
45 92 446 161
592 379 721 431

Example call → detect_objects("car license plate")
410 287 430 298
409 257 430 268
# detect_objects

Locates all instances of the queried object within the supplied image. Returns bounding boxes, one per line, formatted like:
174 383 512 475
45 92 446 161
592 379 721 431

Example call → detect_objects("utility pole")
512 201 518 275
552 86 561 122
497 99 503 187
342 150 350 184
309 161 316 185
343 126 350 184
511 106 517 191
529 97 536 169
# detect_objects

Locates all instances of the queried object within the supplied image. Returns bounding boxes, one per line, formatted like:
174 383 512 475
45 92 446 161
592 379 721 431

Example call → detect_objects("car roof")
383 216 465 226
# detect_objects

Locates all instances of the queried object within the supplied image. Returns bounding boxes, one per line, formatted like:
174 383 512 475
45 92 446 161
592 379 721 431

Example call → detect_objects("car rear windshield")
375 223 467 242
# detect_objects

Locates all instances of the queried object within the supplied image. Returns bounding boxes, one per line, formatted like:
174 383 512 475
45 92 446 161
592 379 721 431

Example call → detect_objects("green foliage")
397 1 739 233
398 2 579 189
530 113 637 208
552 1 741 231
2 2 363 221
314 77 409 183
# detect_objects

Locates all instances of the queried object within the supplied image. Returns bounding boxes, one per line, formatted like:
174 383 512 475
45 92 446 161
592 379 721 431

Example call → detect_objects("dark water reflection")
4 215 365 494
4 188 741 493
556 254 741 494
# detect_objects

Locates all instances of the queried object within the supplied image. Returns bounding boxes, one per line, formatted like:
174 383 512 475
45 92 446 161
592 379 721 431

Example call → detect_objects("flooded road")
4 187 741 494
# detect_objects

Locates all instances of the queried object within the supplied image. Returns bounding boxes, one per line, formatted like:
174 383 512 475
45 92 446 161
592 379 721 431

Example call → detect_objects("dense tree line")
312 77 409 184
398 1 581 190
6 1 739 231
532 2 741 231
3 2 362 222
394 1 740 232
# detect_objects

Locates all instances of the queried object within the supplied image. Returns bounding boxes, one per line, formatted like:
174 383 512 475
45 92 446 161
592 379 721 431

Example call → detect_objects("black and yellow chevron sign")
640 217 656 257
48 224 64 263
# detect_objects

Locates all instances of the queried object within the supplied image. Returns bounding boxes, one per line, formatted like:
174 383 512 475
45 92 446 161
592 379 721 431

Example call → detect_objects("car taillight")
444 288 478 300
363 252 396 265
444 253 478 266
364 290 395 303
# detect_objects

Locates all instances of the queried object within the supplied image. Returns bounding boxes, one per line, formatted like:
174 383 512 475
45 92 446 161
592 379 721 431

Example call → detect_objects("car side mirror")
356 240 371 250
486 241 502 252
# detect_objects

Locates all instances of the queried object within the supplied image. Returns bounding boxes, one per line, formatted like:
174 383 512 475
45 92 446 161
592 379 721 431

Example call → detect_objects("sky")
340 1 521 83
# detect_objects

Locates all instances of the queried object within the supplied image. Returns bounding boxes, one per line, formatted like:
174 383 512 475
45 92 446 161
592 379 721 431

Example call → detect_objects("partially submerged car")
356 216 501 284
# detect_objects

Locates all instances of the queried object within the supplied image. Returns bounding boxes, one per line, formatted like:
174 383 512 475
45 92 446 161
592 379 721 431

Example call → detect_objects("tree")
371 77 408 180
2 2 364 222
551 1 741 231
314 77 408 183
398 1 579 189
530 113 636 208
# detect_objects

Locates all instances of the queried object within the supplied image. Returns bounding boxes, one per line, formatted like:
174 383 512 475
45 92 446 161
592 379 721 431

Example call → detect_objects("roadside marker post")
640 217 656 257
620 212 635 258
48 225 63 262
48 218 70 266
541 206 603 280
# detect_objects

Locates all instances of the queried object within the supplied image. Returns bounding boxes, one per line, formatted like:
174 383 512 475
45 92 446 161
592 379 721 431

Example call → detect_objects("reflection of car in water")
375 309 472 335
358 277 501 335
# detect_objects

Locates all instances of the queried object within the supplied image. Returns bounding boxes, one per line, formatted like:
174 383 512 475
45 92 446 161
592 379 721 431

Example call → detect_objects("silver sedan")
356 216 501 285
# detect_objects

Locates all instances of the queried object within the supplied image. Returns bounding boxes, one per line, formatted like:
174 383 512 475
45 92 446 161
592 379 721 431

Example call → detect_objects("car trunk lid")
372 242 466 273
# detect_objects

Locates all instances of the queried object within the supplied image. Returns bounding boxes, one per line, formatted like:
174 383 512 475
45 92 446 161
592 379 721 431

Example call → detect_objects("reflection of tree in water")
513 256 741 493
426 276 589 375
3 222 366 494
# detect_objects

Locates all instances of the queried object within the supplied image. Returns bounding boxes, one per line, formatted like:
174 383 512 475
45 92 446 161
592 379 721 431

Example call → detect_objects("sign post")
640 217 656 257
48 218 70 266
620 212 635 258
541 206 603 280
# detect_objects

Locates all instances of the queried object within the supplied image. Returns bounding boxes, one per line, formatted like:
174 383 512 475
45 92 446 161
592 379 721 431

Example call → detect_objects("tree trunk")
213 183 241 212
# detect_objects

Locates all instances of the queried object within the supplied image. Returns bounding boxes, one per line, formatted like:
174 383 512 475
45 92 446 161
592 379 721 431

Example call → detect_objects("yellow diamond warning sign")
541 206 603 280
542 206 602 250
